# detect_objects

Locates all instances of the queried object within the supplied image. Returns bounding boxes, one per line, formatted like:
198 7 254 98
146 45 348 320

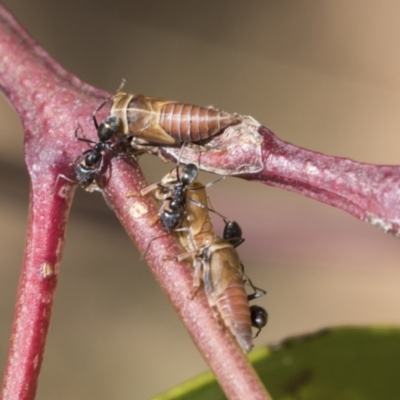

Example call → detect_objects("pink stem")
1 1 398 398
0 4 107 399
2 184 74 400
250 126 400 235
164 124 400 236
103 157 271 400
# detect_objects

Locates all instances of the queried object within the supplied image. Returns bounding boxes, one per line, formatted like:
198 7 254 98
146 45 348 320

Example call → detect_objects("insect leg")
190 256 204 299
142 232 166 259
51 173 76 195
246 276 267 301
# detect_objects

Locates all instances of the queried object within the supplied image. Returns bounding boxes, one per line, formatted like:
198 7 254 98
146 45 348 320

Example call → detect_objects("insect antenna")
187 192 228 221
93 79 126 127
74 123 97 146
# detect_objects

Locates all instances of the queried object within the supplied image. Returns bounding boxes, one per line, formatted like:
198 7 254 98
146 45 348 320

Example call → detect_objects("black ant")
73 110 121 190
54 98 124 192
223 219 245 248
245 276 268 338
250 305 268 338
156 163 230 233
55 80 131 192
140 162 201 233
158 163 199 232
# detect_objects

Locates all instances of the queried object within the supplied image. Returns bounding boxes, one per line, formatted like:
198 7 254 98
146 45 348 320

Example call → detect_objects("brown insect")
111 92 240 145
142 164 266 353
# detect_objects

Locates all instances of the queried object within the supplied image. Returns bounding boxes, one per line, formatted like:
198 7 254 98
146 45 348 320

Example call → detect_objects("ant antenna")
176 142 186 164
174 142 187 182
93 79 127 129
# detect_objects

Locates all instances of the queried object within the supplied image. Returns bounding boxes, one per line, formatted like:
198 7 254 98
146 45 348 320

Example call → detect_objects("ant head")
180 163 198 185
97 116 120 141
223 220 243 242
250 305 268 330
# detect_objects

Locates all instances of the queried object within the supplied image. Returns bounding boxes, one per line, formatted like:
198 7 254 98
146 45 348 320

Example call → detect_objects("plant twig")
1 1 399 399
163 123 400 236
1 184 75 400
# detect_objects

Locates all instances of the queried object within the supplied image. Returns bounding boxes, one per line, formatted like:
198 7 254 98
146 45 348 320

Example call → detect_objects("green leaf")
152 326 400 400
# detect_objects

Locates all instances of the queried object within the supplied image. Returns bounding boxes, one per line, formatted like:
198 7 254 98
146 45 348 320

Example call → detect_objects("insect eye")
180 163 198 185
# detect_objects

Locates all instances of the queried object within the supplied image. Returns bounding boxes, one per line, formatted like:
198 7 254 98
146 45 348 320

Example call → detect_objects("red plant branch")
1 183 75 400
163 123 400 236
1 2 399 400
0 5 110 399
253 126 400 235
103 157 270 400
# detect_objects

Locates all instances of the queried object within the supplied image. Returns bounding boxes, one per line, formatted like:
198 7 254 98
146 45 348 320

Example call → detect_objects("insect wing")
205 241 242 296
185 182 213 237
112 92 177 144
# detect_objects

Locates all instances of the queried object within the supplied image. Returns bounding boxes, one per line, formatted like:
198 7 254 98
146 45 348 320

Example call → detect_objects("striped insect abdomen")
215 281 253 353
159 103 239 142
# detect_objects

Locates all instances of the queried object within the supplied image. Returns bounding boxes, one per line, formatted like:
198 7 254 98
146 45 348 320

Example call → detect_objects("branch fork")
1 3 399 400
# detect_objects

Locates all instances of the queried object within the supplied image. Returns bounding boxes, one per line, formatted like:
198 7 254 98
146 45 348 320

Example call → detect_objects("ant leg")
142 233 166 259
241 267 266 301
52 173 76 194
246 276 266 301
95 153 107 189
253 327 262 339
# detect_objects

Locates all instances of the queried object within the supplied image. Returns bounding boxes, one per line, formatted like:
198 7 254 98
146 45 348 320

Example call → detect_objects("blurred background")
1 1 400 399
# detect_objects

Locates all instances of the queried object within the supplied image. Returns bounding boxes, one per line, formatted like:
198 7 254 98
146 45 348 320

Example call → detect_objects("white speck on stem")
130 201 148 219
